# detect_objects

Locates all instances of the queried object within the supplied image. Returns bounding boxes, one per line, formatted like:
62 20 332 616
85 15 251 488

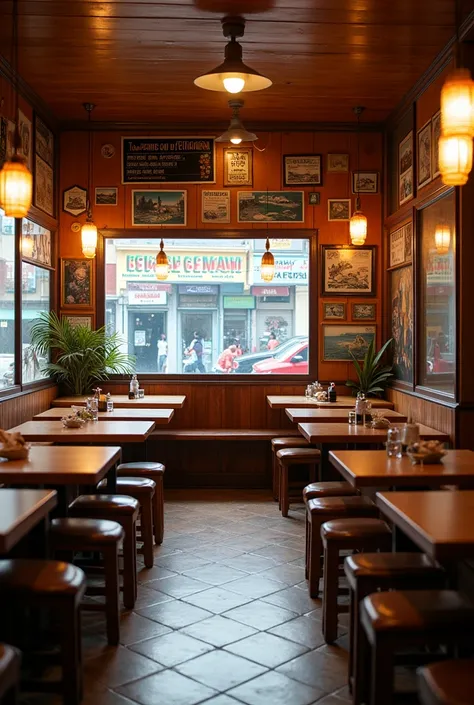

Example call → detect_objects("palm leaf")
346 338 394 397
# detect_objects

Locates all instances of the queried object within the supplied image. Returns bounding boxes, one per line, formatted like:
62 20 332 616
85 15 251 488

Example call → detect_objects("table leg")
105 462 117 493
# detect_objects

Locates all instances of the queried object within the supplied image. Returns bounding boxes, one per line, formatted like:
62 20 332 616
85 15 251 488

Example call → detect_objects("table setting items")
128 374 144 399
406 440 447 465
0 429 30 460
305 380 337 402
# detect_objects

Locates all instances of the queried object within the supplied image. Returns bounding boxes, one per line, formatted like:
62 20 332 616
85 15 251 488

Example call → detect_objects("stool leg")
348 585 355 693
322 543 339 644
309 462 317 484
371 638 393 705
154 477 164 545
122 517 137 609
305 511 309 579
141 498 155 569
272 451 279 502
281 463 289 517
355 619 371 705
308 517 322 598
59 599 83 705
103 544 120 645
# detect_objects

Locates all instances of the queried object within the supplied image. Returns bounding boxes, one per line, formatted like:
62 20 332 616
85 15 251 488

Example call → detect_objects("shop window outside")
21 264 51 383
0 209 15 388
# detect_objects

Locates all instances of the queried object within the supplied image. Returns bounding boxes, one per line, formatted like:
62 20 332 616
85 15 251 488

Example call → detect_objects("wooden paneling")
386 388 455 442
0 386 57 429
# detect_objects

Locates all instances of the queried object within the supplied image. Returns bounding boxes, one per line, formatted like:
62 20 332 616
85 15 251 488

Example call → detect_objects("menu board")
122 136 215 184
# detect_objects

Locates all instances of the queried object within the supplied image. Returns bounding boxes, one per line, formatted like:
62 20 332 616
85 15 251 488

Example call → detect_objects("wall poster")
390 265 413 383
201 190 230 223
122 136 215 184
224 148 253 186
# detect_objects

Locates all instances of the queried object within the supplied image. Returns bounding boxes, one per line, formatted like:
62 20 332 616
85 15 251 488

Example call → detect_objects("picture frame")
61 258 94 309
21 220 52 267
35 115 54 167
308 192 320 206
34 156 54 216
327 154 349 172
223 147 253 186
390 265 413 384
0 117 7 166
328 199 351 221
237 191 304 223
399 131 414 206
18 109 32 171
61 313 94 330
323 302 346 320
95 187 118 206
201 190 230 223
431 110 441 178
322 324 376 361
389 222 412 268
417 119 432 189
283 154 322 186
132 190 187 226
63 185 88 216
352 171 379 194
321 245 376 296
352 303 376 321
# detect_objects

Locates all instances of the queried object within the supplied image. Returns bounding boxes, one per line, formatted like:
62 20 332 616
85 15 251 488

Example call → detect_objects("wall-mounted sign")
178 285 219 295
128 289 167 306
252 254 308 285
252 286 289 296
117 249 247 284
122 136 215 184
224 148 253 186
223 296 255 309
201 190 230 223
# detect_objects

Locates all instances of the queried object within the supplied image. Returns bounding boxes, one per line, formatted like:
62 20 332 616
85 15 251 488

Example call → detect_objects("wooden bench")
150 428 301 441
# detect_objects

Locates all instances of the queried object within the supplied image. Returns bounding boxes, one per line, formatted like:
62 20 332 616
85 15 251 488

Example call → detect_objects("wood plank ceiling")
0 0 466 127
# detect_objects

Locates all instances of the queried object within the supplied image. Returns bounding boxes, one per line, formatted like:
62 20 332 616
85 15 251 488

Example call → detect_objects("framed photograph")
323 302 346 320
61 259 94 309
321 245 376 296
328 199 351 221
431 110 441 178
237 191 304 223
308 192 320 206
399 131 413 206
417 120 432 189
352 303 376 321
5 119 15 160
22 219 51 267
0 117 6 165
95 187 118 206
132 190 187 226
327 154 349 172
224 147 253 186
390 265 413 384
201 190 230 223
352 171 378 194
35 115 54 167
322 325 376 361
62 313 94 330
283 154 322 186
63 185 87 216
389 222 412 268
34 156 54 216
18 109 32 171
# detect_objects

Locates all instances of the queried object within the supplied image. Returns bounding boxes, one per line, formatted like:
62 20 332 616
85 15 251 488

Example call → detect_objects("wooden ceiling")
0 0 469 128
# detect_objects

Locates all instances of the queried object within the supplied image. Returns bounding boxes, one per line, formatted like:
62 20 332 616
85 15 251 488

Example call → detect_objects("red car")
252 339 308 374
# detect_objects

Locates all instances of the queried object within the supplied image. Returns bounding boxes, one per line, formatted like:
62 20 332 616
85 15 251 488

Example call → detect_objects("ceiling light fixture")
215 100 257 145
194 17 272 94
349 106 368 246
81 102 98 259
434 224 451 255
155 238 169 281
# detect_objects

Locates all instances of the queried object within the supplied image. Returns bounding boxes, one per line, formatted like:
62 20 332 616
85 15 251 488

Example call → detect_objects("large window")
105 237 310 375
22 264 51 383
0 209 15 389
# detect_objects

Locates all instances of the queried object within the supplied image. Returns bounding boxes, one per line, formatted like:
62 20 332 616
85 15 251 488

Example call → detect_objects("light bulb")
81 220 98 259
349 211 368 246
230 137 242 145
441 69 474 137
221 74 246 94
0 156 33 218
439 132 473 185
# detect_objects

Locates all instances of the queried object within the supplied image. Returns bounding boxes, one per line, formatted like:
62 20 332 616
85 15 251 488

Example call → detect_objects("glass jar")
386 426 402 458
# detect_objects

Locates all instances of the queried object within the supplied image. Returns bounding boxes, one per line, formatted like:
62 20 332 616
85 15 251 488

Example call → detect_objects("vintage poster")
224 148 253 186
132 190 186 226
35 115 54 166
61 259 94 308
323 325 376 361
18 109 32 171
201 190 230 223
122 136 215 183
237 191 304 223
283 155 322 185
399 131 413 205
321 245 375 296
391 265 413 383
34 156 54 216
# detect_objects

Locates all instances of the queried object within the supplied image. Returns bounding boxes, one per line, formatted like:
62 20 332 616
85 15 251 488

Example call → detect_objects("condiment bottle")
129 374 139 399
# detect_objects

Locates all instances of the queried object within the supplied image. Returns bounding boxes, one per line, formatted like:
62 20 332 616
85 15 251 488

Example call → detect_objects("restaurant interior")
1 1 474 703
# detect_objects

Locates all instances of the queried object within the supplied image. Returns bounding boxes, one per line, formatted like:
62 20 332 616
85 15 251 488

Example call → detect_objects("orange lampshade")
81 219 98 259
261 248 275 282
0 155 33 218
155 240 169 281
438 132 473 185
441 69 474 138
349 210 368 246
434 225 451 255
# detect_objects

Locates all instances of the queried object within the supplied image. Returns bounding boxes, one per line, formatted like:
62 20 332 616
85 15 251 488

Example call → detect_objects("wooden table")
33 407 174 424
376 490 474 562
52 395 186 409
8 420 155 444
298 422 450 445
286 408 407 423
267 395 394 409
329 450 474 488
0 489 57 554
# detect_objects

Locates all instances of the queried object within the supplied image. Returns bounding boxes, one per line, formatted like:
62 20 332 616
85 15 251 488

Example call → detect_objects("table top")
376 490 474 562
9 420 155 443
267 395 394 409
52 395 186 409
286 408 407 423
33 407 174 424
329 450 474 488
298 422 450 445
0 445 121 485
0 489 57 554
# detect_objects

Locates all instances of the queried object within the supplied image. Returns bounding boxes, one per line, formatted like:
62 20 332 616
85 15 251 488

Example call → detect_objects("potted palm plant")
346 338 393 397
30 312 135 396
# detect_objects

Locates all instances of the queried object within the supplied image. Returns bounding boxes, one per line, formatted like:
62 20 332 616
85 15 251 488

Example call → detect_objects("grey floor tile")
182 586 252 614
156 552 212 572
199 697 244 705
223 599 298 631
180 615 257 647
116 669 217 705
225 574 284 599
192 545 245 561
268 615 326 649
128 630 213 667
183 563 248 585
253 544 305 564
277 649 348 692
84 645 162 688
228 670 324 705
118 612 172 646
152 574 210 598
262 585 320 615
224 631 308 667
257 563 306 586
221 553 277 574
137 565 177 582
137 599 213 629
176 650 267 691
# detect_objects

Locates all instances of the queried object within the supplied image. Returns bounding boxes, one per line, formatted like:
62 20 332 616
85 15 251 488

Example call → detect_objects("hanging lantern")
434 225 451 254
440 69 474 138
21 232 34 258
155 239 169 281
438 132 473 185
261 238 275 282
0 155 33 218
81 218 98 259
349 209 368 246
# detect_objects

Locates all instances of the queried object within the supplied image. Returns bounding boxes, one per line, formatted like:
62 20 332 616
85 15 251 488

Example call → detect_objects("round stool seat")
271 437 310 451
308 494 376 517
117 461 165 476
51 517 124 544
345 552 443 586
69 494 139 516
321 518 391 541
277 447 321 464
418 659 474 705
0 643 20 698
303 482 357 503
0 559 86 597
98 477 156 495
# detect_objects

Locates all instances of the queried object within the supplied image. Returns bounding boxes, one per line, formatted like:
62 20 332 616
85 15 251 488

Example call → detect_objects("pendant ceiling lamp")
349 106 367 246
155 238 169 281
215 100 257 145
261 237 275 282
81 102 98 259
0 0 33 218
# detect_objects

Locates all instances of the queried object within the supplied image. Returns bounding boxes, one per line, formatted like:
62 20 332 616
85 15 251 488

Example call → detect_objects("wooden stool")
98 477 155 568
277 447 321 517
271 437 310 501
0 644 21 705
307 495 378 598
0 559 86 705
418 659 474 705
321 518 392 644
68 494 139 610
360 590 474 705
303 482 358 579
50 518 123 647
117 461 165 544
345 553 446 703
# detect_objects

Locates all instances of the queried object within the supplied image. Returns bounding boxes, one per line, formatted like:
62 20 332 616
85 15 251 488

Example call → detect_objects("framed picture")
352 171 378 194
18 109 32 171
283 154 322 186
62 313 94 330
224 147 253 186
22 220 52 267
322 325 376 361
390 265 413 384
201 190 230 223
132 190 187 226
328 199 351 221
5 119 15 160
61 259 94 309
63 185 87 216
431 110 441 178
0 117 6 165
309 192 320 206
34 156 54 216
389 222 412 268
399 131 414 206
417 120 432 189
35 115 54 167
352 303 376 321
237 191 304 223
323 302 346 320
327 154 349 172
321 245 376 296
95 187 118 206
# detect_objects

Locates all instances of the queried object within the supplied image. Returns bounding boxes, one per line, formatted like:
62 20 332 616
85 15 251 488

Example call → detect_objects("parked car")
252 338 309 374
233 336 306 373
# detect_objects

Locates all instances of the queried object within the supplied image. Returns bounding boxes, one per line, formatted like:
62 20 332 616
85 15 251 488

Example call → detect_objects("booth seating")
418 659 474 705
0 644 20 705
117 461 165 544
276 447 321 517
271 437 310 501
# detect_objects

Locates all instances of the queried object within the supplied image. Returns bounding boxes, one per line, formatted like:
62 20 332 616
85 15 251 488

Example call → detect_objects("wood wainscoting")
386 388 455 444
0 386 58 429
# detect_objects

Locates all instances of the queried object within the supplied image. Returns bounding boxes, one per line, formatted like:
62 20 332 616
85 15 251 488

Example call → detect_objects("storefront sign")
117 249 247 284
252 286 289 296
269 239 292 249
178 285 219 294
223 296 255 309
122 137 215 184
128 289 167 305
252 254 308 284
179 294 217 308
